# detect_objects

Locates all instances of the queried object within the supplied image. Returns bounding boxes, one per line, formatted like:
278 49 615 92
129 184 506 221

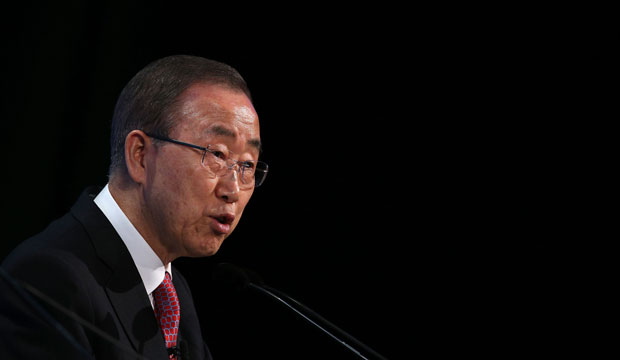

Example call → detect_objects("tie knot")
159 271 173 290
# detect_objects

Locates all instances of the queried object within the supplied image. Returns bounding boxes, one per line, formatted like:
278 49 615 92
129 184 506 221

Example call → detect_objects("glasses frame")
143 131 268 188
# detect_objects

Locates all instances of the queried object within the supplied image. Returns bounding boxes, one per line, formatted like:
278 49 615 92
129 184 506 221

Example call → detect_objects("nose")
215 168 240 203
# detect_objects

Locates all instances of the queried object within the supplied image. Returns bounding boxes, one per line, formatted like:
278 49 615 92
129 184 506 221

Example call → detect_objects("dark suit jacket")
1 187 212 359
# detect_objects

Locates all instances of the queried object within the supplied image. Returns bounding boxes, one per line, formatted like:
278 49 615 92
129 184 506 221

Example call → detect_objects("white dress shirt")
94 184 171 309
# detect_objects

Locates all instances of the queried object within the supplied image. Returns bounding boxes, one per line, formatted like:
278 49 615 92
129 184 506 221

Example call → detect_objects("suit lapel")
105 267 167 358
71 187 168 359
173 267 209 360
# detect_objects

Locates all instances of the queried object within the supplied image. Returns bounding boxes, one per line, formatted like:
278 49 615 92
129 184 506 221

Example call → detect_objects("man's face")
144 83 261 259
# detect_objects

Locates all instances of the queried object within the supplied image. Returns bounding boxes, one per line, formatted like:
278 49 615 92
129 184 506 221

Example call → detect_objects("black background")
0 1 569 359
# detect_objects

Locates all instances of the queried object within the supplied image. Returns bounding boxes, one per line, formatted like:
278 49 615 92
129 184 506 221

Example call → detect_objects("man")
1 55 267 359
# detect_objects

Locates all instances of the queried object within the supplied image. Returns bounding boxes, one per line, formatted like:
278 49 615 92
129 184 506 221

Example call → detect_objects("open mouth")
212 214 234 225
210 213 235 234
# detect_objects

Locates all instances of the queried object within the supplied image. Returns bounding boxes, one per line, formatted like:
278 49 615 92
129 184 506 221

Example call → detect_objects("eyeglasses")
144 132 268 189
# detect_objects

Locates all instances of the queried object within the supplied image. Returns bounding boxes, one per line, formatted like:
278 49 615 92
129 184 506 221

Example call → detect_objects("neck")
108 175 178 265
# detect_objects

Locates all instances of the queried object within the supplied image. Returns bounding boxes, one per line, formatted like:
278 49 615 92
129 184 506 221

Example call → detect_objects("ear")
124 130 151 184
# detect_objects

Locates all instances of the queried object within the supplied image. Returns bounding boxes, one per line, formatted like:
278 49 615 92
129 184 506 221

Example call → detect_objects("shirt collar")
94 184 172 295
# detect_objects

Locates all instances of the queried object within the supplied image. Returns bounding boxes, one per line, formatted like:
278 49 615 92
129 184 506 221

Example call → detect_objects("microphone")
212 263 388 360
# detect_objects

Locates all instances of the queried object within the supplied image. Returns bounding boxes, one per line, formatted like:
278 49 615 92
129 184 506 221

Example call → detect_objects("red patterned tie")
153 271 180 359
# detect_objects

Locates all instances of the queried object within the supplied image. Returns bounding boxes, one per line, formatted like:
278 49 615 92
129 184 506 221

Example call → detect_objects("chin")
185 236 225 258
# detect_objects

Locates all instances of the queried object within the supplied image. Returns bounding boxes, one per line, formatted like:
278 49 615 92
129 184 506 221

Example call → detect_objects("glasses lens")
254 161 268 187
239 161 268 188
238 162 255 187
202 151 268 188
202 151 224 178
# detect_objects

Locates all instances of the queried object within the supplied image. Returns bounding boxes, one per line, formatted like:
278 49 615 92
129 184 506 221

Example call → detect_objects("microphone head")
212 262 264 293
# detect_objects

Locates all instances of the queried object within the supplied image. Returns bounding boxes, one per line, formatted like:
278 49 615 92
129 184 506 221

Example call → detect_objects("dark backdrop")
1 2 565 359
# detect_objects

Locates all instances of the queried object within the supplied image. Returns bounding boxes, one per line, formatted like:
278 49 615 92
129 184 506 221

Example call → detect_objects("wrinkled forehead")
202 122 262 151
173 83 261 150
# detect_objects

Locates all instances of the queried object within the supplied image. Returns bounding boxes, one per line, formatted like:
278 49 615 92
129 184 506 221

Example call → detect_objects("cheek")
183 179 219 222
156 165 215 224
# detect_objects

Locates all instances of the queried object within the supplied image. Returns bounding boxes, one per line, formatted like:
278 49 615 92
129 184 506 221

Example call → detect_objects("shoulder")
2 220 96 309
1 189 111 311
4 186 106 268
3 186 115 283
3 209 96 272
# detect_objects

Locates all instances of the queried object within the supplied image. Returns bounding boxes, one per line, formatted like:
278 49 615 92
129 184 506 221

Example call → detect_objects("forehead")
173 83 260 147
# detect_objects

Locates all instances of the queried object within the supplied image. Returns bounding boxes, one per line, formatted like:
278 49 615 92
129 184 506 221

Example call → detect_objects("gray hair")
108 55 252 176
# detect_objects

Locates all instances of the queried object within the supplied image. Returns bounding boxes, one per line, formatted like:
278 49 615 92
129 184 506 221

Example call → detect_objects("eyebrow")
207 125 262 152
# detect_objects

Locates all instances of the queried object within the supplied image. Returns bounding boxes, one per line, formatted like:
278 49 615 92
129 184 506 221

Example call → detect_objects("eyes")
146 132 267 187
209 149 226 159
240 161 256 170
205 148 257 170
200 145 269 188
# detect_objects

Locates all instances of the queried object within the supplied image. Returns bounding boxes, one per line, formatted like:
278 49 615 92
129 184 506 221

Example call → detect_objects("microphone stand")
248 282 389 360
